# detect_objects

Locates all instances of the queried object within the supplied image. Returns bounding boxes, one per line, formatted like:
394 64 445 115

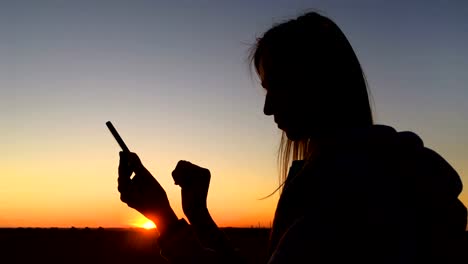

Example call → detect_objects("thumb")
128 152 145 172
118 151 132 178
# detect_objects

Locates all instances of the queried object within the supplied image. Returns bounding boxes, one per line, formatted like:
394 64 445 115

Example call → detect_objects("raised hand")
118 151 178 233
172 160 238 255
171 160 211 222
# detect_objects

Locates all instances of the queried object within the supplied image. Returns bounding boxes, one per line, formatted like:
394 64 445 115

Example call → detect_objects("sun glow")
141 220 156 230
132 216 157 230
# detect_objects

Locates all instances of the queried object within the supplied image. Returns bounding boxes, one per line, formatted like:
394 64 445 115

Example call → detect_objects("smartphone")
106 121 131 152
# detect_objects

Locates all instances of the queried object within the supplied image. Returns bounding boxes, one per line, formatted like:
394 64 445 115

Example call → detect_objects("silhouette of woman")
117 11 467 263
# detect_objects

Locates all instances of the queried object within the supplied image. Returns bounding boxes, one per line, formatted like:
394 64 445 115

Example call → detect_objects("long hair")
250 11 374 187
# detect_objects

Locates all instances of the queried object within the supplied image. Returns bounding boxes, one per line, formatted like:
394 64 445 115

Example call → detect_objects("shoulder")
314 125 446 182
285 125 463 209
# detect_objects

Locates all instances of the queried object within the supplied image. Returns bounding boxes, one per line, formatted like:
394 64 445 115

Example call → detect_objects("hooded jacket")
267 125 467 263
158 125 467 263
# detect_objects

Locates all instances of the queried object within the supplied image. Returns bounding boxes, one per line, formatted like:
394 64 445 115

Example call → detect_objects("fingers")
119 172 167 211
120 190 131 204
119 186 139 209
172 160 192 186
118 151 146 176
118 151 146 193
118 174 145 208
127 152 142 166
118 152 132 192
118 152 170 215
128 152 149 176
118 151 132 176
172 160 210 187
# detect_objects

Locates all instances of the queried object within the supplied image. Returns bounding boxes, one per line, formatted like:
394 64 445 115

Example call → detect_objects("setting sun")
131 216 157 230
141 220 156 230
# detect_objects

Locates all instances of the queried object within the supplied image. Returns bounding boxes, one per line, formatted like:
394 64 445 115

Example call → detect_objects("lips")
274 116 280 124
275 118 285 129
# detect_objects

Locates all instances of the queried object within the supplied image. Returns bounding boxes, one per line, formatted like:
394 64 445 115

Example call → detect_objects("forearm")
146 207 180 237
187 208 239 257
158 218 246 264
187 208 217 232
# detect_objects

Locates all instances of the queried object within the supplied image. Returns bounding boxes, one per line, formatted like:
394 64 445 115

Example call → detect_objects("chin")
284 129 307 141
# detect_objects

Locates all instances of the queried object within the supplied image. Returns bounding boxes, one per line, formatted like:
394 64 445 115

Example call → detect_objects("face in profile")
254 12 373 143
259 56 320 141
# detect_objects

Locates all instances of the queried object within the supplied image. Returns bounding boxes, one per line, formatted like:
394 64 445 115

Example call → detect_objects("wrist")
186 207 209 222
147 207 179 235
188 208 218 230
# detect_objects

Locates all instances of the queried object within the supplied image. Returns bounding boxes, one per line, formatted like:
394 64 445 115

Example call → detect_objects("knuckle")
177 160 188 168
174 160 189 173
129 153 140 162
120 193 127 203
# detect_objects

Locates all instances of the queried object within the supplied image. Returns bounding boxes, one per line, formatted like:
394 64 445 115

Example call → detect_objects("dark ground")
0 227 270 264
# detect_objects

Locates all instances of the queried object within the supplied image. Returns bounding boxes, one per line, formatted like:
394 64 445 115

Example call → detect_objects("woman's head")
250 12 374 181
252 12 373 141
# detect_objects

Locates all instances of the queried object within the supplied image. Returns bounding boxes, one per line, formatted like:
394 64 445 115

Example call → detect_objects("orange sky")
2 141 280 228
2 132 468 228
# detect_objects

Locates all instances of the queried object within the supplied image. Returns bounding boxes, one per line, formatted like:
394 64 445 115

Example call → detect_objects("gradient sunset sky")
2 0 467 228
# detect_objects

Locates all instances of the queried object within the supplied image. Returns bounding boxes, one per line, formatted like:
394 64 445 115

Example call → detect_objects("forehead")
257 54 299 89
257 53 283 84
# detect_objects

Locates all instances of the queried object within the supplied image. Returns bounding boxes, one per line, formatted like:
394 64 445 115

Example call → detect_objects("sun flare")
132 216 157 230
141 220 157 230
